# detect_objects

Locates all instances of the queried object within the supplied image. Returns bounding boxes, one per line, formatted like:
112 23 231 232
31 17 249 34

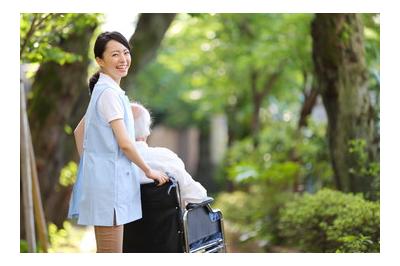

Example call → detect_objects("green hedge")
277 188 379 252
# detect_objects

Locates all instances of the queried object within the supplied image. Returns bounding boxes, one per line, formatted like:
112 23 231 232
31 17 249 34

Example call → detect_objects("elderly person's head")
131 102 152 141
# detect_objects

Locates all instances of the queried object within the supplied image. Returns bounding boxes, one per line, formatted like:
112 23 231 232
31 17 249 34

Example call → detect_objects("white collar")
97 72 125 95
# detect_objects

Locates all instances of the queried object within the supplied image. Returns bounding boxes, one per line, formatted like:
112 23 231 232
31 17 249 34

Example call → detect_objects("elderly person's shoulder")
148 145 178 158
148 145 185 167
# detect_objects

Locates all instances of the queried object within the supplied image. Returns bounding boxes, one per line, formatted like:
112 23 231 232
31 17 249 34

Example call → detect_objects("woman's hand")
145 169 169 186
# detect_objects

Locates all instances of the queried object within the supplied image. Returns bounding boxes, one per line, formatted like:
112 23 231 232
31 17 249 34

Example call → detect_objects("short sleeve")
97 88 124 123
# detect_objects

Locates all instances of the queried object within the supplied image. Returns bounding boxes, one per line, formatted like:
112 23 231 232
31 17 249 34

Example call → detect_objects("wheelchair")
123 179 226 253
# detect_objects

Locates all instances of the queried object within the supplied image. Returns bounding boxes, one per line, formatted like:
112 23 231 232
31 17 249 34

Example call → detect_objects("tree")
311 14 379 195
25 14 100 227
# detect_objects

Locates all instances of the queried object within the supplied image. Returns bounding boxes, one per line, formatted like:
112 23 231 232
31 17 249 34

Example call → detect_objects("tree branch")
20 14 39 57
20 13 55 58
259 60 286 99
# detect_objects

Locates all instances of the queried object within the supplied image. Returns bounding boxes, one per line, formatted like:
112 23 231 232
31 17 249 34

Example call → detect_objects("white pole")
20 81 36 252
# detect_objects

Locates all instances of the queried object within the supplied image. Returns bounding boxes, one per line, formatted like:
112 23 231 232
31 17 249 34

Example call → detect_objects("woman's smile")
116 65 129 72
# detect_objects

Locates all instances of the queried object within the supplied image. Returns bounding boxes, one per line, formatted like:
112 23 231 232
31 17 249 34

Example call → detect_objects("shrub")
277 188 379 252
214 184 294 249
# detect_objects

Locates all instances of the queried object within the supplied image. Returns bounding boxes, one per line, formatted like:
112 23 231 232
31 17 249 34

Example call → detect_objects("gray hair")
131 102 152 139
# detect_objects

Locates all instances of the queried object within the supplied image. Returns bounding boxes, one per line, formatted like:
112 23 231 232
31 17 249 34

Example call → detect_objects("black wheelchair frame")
123 180 226 253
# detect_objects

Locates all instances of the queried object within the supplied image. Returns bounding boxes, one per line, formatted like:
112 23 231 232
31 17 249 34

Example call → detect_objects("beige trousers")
94 211 123 253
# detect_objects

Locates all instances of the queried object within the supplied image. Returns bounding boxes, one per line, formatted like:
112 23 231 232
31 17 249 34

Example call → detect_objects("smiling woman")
68 31 169 253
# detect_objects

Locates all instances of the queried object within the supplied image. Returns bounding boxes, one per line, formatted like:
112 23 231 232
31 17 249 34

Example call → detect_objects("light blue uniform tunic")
68 74 142 226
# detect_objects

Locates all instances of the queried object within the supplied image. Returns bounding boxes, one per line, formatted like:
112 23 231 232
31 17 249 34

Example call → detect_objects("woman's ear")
95 57 104 68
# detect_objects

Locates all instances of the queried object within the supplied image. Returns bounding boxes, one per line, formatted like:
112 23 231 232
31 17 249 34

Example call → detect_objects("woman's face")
96 39 131 84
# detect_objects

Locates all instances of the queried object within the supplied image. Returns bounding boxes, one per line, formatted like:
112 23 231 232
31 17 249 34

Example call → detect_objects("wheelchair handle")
186 197 214 210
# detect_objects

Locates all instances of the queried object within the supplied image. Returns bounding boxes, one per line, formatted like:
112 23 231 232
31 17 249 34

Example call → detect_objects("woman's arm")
110 119 169 185
74 117 85 158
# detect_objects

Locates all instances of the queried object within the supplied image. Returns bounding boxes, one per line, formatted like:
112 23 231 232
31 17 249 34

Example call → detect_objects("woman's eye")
124 51 130 55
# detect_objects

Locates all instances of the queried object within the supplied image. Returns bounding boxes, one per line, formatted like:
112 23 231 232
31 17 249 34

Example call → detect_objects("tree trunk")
28 22 97 227
311 14 377 194
122 13 176 90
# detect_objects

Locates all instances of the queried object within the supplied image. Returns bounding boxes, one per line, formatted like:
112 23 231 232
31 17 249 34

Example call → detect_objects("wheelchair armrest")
186 197 214 210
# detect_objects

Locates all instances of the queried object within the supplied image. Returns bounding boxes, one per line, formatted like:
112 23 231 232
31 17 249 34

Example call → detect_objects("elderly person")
131 102 208 206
